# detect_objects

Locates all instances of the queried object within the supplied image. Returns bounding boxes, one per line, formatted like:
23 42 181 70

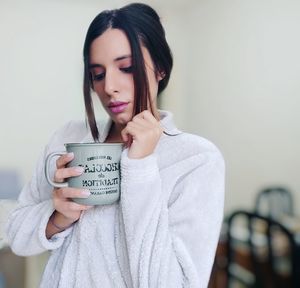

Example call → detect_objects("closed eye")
120 66 133 73
92 72 105 81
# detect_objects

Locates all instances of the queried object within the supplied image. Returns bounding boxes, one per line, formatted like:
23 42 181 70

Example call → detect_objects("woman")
6 3 225 287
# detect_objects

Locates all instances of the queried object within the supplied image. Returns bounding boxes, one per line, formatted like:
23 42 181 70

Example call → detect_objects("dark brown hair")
83 3 173 141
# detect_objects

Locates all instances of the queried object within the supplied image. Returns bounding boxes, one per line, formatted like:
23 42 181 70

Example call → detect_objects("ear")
156 70 166 81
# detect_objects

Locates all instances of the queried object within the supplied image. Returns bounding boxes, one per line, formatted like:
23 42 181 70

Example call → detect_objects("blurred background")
0 0 299 287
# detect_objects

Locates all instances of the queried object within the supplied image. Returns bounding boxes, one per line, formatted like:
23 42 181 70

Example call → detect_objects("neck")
106 122 124 143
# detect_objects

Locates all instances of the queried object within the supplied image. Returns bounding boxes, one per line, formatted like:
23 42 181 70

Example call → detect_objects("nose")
104 69 119 96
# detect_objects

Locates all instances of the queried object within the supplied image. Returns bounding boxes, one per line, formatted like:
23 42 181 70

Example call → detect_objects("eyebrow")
89 55 132 69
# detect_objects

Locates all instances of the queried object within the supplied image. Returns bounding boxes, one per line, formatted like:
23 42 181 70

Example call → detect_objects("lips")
108 101 129 114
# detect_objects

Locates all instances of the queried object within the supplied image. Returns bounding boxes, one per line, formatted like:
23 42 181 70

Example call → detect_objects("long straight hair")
83 3 173 141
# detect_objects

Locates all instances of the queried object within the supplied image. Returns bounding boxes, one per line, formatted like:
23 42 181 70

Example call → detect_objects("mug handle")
45 152 68 188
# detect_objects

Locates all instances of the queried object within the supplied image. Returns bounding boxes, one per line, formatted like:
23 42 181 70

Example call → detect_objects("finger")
54 166 84 182
56 153 74 169
141 112 164 134
55 187 90 199
121 122 138 139
66 201 93 211
127 121 146 131
53 194 93 215
132 117 153 129
135 110 158 125
121 128 129 143
120 129 133 147
121 122 142 142
121 127 132 146
130 118 163 139
133 111 161 132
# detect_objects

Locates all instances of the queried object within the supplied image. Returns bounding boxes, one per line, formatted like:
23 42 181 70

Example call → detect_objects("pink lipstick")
108 101 129 114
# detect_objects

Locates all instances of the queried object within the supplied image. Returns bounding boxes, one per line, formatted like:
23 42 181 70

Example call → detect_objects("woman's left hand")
121 110 163 159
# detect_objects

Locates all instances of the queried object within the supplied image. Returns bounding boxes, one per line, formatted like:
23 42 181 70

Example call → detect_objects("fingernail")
74 166 84 174
81 190 90 197
67 152 74 158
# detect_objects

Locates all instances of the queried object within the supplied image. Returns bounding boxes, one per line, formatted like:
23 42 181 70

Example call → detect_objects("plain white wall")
1 0 300 216
180 0 300 213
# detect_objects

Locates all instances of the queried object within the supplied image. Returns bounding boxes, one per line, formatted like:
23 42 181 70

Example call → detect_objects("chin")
111 113 132 126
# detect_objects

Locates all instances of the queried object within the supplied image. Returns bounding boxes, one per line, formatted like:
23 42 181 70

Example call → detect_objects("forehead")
89 28 131 64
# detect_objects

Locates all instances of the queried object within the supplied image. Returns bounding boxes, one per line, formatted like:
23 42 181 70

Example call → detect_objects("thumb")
121 128 133 148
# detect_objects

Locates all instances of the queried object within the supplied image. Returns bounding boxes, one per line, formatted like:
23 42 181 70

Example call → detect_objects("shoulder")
158 110 223 165
158 132 224 171
174 132 221 154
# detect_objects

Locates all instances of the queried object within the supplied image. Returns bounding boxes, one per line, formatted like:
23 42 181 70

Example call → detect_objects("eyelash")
120 66 133 73
92 66 133 82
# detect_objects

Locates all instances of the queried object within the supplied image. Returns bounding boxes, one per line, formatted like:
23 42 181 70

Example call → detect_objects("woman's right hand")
52 152 92 226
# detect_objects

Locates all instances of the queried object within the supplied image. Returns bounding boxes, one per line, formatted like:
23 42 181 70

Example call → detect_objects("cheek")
93 81 104 92
92 84 106 102
121 75 134 92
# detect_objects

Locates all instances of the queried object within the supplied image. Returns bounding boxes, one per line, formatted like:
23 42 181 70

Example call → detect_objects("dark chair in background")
208 186 298 288
225 210 299 288
255 187 294 220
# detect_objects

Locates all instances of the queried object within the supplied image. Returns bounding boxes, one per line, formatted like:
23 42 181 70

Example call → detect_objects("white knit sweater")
6 111 225 288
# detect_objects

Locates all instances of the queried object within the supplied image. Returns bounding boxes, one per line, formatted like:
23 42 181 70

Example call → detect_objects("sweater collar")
84 110 181 143
159 110 182 137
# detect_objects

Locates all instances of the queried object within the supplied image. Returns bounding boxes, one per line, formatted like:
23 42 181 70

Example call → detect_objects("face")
89 28 161 128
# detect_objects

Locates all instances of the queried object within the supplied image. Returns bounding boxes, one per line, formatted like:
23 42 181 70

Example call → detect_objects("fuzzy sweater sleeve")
118 146 225 288
5 126 75 256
